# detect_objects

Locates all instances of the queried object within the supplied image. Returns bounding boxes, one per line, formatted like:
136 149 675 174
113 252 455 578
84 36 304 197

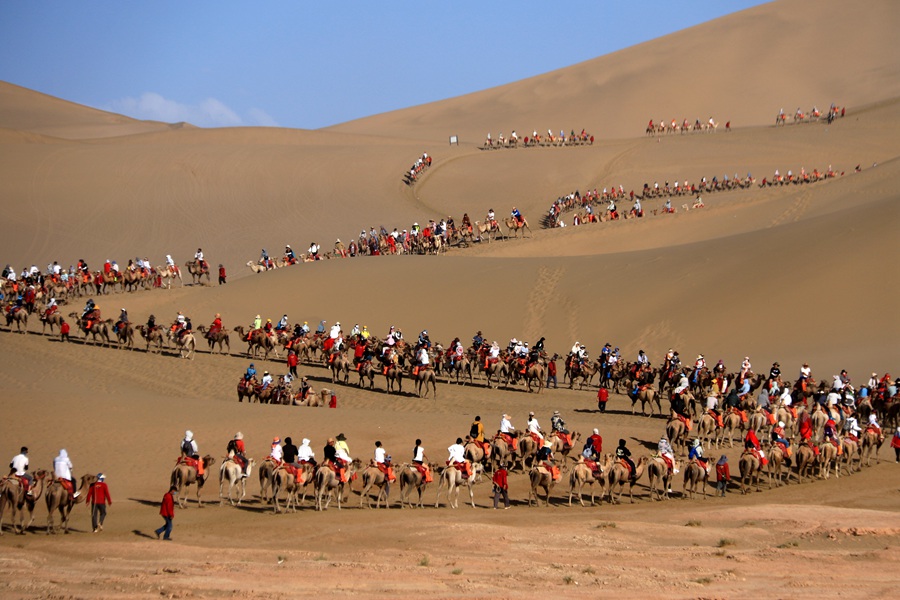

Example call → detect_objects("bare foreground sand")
2 0 900 597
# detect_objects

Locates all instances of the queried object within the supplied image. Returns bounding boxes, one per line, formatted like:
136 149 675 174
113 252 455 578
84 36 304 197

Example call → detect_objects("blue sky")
0 1 770 129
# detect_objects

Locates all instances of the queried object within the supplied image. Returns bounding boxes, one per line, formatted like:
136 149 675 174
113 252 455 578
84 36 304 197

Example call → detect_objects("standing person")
155 486 177 540
492 462 510 509
597 387 609 412
715 455 730 497
218 264 226 285
87 473 112 533
287 350 298 378
546 354 558 389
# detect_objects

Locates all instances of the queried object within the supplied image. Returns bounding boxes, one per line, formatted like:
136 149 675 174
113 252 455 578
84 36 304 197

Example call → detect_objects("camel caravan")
645 117 725 136
481 128 594 150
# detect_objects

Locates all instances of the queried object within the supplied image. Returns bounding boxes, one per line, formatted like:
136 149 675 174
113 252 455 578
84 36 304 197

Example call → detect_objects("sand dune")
0 0 898 597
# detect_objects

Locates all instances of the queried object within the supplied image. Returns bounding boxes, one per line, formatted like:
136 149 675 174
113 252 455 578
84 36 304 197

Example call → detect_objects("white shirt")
780 389 793 406
413 446 425 462
270 444 283 461
11 453 28 476
447 444 465 464
166 255 175 267
329 324 341 339
527 418 542 435
195 251 204 261
374 447 386 464
54 451 73 480
800 366 811 378
500 417 513 433
297 442 315 462
489 345 500 359
418 348 429 365
706 396 719 411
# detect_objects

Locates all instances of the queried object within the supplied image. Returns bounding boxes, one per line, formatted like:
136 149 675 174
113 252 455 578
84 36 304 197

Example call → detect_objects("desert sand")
0 0 898 597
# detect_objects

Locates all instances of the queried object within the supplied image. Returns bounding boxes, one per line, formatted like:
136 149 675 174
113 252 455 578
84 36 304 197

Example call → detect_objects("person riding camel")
526 412 544 445
263 318 274 336
297 438 316 465
260 370 273 391
81 298 96 321
500 413 518 452
114 308 129 333
285 245 296 264
615 439 637 482
867 414 883 441
740 357 752 382
462 213 473 234
208 313 223 338
321 438 344 482
658 437 677 475
550 411 571 449
194 248 207 272
447 438 470 478
688 439 709 475
269 437 283 464
9 446 33 496
411 439 432 483
511 206 524 226
43 297 59 320
227 432 249 477
744 428 767 464
53 449 79 501
146 313 157 334
487 209 498 232
538 436 559 480
180 430 202 473
373 441 395 484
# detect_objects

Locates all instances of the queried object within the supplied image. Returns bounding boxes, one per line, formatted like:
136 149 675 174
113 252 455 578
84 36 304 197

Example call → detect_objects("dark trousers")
155 517 173 540
493 487 509 508
289 364 298 377
547 374 557 388
91 504 107 530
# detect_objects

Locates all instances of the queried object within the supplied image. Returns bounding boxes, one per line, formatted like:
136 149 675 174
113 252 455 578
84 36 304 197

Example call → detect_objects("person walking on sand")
87 473 112 533
155 486 177 540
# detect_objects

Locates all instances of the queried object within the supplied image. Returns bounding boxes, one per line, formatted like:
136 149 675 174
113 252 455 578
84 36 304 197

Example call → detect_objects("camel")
246 260 274 273
233 326 278 360
818 439 840 479
412 366 437 399
720 411 743 448
46 474 94 534
112 321 135 349
605 455 647 504
384 361 404 394
491 434 519 473
516 434 539 471
484 360 508 389
794 444 817 483
170 455 215 508
525 361 545 394
665 418 689 457
473 220 501 243
196 325 230 355
184 259 210 285
137 325 166 353
271 463 314 513
356 360 378 390
314 459 360 511
257 458 278 503
40 311 65 335
568 359 600 390
322 350 347 384
567 456 608 507
445 356 474 386
766 443 788 488
682 460 708 499
0 470 47 535
527 465 555 506
841 437 860 474
155 264 183 288
548 431 581 472
166 329 196 359
66 313 112 346
397 463 432 508
504 217 531 239
860 430 883 466
738 451 762 493
647 456 678 500
697 413 722 449
358 465 393 509
236 377 257 403
632 388 662 417
434 462 482 509
219 456 254 506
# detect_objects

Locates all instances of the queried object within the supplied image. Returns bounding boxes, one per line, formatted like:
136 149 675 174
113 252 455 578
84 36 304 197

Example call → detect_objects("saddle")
674 414 693 431
449 461 470 478
731 407 748 424
500 433 518 452
708 409 724 429
583 459 601 478
774 441 791 457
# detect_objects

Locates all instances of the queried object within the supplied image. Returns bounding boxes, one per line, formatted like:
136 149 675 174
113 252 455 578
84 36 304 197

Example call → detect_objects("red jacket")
597 388 609 403
892 434 900 449
86 481 112 505
492 469 508 490
288 353 298 367
547 361 557 376
160 491 175 518
588 434 603 454
716 463 731 482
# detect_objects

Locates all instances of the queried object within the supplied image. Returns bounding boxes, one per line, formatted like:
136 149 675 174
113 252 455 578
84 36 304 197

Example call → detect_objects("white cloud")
105 92 274 128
